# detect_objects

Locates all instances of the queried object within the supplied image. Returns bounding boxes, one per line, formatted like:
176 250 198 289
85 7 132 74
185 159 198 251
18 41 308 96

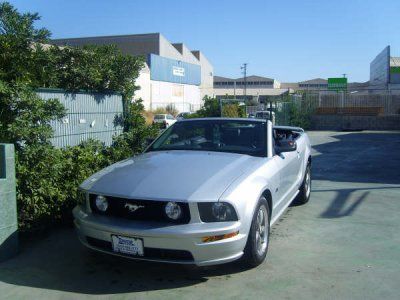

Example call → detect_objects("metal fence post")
0 143 18 262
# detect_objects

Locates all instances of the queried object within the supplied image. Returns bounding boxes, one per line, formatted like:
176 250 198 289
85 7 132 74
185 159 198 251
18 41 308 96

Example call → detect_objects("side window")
274 129 301 141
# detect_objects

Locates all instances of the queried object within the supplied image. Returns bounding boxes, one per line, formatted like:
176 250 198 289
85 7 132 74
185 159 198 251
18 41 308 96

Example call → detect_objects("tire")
243 196 270 267
294 163 311 205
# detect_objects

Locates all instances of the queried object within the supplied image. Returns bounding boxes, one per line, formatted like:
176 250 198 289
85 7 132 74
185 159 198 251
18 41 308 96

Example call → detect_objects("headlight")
165 202 182 220
95 195 109 212
198 202 238 222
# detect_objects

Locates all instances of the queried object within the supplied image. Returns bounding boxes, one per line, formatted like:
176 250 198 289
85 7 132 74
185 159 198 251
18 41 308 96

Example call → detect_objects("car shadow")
0 229 252 295
309 131 400 218
310 131 400 184
320 190 369 218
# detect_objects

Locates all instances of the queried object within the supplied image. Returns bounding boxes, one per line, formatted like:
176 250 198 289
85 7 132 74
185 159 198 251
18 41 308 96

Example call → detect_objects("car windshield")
154 115 165 120
147 119 267 157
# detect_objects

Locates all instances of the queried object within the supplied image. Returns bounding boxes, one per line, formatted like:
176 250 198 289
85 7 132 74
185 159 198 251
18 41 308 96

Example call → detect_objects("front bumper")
73 205 247 266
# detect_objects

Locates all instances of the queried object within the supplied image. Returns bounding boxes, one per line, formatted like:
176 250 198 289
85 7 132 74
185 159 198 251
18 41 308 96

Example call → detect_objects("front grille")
89 194 191 224
86 236 194 262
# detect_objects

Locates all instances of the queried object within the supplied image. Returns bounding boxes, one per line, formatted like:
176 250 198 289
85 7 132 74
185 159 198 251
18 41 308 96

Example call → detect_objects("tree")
0 2 66 147
43 45 144 100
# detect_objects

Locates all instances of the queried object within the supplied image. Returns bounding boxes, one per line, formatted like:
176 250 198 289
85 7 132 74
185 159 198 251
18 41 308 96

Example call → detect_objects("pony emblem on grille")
124 203 145 213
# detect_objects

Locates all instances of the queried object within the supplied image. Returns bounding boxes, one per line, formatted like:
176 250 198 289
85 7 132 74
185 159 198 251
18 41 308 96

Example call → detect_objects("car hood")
80 151 262 202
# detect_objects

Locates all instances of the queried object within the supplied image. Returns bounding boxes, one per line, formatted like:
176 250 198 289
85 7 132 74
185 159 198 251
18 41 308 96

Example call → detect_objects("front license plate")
111 235 144 256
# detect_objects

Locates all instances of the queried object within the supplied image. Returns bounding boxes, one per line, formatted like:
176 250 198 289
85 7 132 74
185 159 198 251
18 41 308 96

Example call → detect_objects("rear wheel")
294 163 311 205
243 196 270 267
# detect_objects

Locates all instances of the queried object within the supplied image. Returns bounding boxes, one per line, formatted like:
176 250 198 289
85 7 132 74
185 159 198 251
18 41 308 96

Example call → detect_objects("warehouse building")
53 33 214 112
213 75 290 102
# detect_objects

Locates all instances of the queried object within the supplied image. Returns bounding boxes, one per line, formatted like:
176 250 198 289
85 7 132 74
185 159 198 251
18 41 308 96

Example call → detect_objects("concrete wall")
171 43 201 65
311 115 400 130
192 50 214 99
134 65 151 109
150 80 201 112
0 144 18 262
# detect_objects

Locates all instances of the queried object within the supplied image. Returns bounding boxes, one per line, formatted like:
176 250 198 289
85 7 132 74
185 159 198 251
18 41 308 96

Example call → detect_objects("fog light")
165 202 182 220
95 195 108 212
202 231 239 243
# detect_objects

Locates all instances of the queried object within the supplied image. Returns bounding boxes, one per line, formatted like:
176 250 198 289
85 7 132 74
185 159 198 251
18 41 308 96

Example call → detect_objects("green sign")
328 78 348 90
390 67 400 74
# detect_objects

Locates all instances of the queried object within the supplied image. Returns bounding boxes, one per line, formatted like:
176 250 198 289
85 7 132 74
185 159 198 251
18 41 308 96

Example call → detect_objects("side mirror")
275 140 297 154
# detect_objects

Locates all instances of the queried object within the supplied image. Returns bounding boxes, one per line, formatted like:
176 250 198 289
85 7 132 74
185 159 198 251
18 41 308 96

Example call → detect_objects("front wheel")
242 196 270 267
294 163 311 205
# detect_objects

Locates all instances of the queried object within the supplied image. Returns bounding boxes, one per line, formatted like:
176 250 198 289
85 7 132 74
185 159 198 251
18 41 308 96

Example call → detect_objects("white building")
53 33 214 112
213 75 290 103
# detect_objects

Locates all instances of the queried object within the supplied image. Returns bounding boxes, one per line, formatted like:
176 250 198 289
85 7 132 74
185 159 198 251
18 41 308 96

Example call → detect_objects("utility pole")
241 63 248 101
342 73 347 78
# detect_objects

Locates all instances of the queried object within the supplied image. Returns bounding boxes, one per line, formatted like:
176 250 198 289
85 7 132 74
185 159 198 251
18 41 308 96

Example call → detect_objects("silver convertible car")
73 118 312 267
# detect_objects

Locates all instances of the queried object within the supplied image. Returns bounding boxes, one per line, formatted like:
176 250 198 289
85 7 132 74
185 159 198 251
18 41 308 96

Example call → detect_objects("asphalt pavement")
1 131 400 299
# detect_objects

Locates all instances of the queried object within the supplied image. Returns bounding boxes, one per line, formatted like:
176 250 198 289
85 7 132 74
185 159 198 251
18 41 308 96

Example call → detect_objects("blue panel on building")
148 54 201 85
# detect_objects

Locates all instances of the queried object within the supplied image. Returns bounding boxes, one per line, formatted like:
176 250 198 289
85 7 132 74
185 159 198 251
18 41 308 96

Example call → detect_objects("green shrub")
0 3 155 232
188 96 221 118
221 103 246 118
14 99 158 231
287 100 314 129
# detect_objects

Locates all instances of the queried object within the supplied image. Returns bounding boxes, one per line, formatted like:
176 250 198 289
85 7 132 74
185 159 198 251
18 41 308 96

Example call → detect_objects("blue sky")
8 0 400 82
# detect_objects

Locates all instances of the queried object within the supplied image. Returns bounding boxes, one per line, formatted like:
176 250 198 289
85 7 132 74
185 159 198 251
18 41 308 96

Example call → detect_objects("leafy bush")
287 99 315 129
221 103 246 118
189 96 221 118
15 100 157 231
0 3 155 231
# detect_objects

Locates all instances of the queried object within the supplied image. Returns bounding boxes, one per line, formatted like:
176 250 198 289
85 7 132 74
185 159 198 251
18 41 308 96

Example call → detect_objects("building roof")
52 33 211 67
213 88 289 96
348 81 370 88
298 78 328 84
214 75 275 82
390 57 400 67
214 76 235 82
280 82 299 89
